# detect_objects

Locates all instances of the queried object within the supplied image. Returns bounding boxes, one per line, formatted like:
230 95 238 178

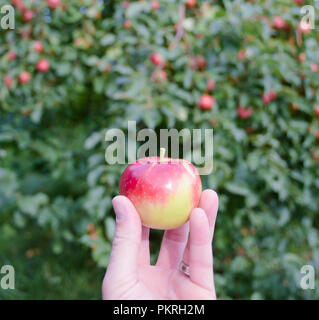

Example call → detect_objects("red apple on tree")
298 21 312 34
262 90 276 105
122 1 130 9
36 59 50 72
298 53 306 63
23 9 34 22
268 90 276 100
195 54 207 69
237 106 253 119
150 53 164 66
199 94 215 110
151 0 160 10
206 78 215 91
119 148 202 229
314 106 319 117
18 71 31 84
11 0 25 11
151 69 167 82
238 49 246 60
185 0 196 8
33 40 43 53
8 51 17 61
47 0 61 9
272 16 287 29
123 20 132 29
262 93 271 105
4 75 13 88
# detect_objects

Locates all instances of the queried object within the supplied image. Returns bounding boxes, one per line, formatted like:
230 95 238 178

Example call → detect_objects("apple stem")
160 148 166 162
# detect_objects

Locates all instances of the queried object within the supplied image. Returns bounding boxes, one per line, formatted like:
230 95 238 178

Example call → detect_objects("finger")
198 189 219 240
183 189 219 265
107 195 142 280
189 208 214 291
156 222 189 269
139 226 150 265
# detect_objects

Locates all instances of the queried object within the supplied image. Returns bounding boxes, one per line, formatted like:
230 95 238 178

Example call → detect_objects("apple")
185 0 196 8
298 21 312 34
262 93 271 105
150 53 164 66
199 94 215 110
18 71 31 84
8 51 17 60
206 78 215 91
4 75 13 88
11 0 25 11
33 40 43 53
314 106 319 117
23 9 34 22
268 90 276 100
151 0 160 10
311 63 319 72
151 69 167 82
237 106 253 119
262 91 276 105
195 54 207 69
36 59 50 72
315 130 319 140
273 16 287 29
123 20 132 29
122 1 130 9
298 53 306 63
47 0 61 9
238 49 246 60
119 148 202 229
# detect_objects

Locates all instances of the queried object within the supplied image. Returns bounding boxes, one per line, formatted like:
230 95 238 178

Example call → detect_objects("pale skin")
102 189 219 300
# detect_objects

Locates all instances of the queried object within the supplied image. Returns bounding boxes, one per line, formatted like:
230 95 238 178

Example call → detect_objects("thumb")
107 195 142 280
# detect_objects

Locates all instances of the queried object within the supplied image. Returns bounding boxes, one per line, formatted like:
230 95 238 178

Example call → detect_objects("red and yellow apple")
119 149 202 230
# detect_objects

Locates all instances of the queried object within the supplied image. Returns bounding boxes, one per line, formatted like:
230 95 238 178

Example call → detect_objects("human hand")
102 189 219 300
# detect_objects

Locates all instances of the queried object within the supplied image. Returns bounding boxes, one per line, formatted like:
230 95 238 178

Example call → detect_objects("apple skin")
8 51 17 61
18 71 31 84
33 41 43 53
123 20 132 29
23 9 34 22
199 94 214 110
36 59 50 72
273 16 287 29
119 157 202 230
47 0 61 9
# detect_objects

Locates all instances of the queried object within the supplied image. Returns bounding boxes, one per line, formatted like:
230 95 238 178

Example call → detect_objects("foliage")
0 223 103 299
1 0 319 299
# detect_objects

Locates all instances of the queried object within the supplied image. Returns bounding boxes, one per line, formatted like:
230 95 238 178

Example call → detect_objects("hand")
102 189 219 300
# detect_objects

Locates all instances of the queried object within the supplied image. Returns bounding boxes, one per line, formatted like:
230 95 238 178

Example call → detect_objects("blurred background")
1 0 319 299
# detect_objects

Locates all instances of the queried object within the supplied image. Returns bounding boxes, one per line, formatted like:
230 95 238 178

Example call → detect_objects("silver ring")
180 261 190 276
